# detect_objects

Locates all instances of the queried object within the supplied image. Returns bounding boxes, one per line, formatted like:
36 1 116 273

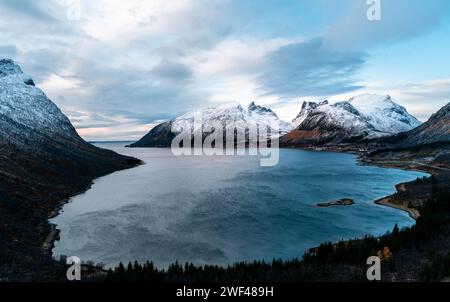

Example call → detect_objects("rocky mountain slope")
281 94 420 148
363 102 450 172
0 59 141 280
292 100 328 128
372 102 449 148
130 102 293 148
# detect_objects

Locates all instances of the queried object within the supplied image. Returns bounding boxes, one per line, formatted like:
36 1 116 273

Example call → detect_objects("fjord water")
51 142 427 268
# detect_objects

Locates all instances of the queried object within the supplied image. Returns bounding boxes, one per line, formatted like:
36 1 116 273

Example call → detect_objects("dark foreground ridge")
0 59 142 281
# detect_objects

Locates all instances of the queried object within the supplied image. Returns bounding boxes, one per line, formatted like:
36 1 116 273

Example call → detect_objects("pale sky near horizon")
1 0 450 141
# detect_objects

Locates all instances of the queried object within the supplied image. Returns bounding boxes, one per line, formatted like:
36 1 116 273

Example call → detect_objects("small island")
317 198 355 208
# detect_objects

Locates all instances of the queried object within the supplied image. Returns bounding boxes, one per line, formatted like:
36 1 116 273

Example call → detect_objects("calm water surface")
51 142 427 268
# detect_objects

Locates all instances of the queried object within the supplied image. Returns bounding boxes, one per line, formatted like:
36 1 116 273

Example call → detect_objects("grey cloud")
151 59 193 82
395 80 450 119
65 110 120 129
256 38 367 98
19 48 68 82
0 45 17 58
399 81 450 99
0 0 240 133
0 0 56 22
61 58 205 125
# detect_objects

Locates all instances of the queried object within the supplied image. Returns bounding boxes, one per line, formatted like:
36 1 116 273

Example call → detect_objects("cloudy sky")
1 0 450 141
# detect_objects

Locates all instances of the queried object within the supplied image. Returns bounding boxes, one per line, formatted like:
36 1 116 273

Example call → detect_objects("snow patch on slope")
0 59 80 141
292 100 328 127
294 94 421 138
172 101 294 137
348 94 421 133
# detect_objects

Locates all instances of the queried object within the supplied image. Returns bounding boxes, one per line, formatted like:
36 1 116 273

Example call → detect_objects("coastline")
38 145 449 282
44 162 144 256
284 145 440 220
47 147 430 264
359 157 445 221
42 182 95 254
374 196 420 220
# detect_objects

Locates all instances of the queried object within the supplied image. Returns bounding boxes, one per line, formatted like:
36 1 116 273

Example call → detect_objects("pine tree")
116 262 125 281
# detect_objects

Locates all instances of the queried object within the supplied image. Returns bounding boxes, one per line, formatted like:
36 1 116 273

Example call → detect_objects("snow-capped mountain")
348 94 421 134
281 94 421 147
172 101 293 134
292 100 329 128
130 102 293 147
373 102 450 148
0 58 140 165
0 58 139 199
0 59 82 146
0 58 139 167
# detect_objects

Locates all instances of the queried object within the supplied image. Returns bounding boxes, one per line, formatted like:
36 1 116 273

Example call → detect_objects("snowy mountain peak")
282 93 421 147
0 59 23 76
0 58 79 143
373 102 450 148
348 94 421 133
292 94 420 135
334 101 361 116
246 101 276 115
172 102 292 134
348 94 396 115
349 93 391 104
292 100 328 127
0 59 34 86
131 102 294 147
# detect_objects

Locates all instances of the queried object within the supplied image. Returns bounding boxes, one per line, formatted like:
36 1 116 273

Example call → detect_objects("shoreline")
42 182 95 254
44 162 143 257
374 196 420 220
359 157 442 221
286 145 437 220
46 147 431 266
285 146 440 222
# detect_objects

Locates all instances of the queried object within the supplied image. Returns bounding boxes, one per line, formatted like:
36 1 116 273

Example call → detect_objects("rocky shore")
359 143 450 220
374 195 421 220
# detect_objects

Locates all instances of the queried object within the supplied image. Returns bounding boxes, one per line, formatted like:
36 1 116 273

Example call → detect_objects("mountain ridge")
130 102 293 148
281 94 421 148
370 102 450 148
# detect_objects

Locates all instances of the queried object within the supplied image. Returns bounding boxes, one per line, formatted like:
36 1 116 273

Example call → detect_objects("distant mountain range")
131 94 426 148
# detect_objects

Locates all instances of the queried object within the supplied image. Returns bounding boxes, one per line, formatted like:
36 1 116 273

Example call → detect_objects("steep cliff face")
292 100 329 128
0 59 141 280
